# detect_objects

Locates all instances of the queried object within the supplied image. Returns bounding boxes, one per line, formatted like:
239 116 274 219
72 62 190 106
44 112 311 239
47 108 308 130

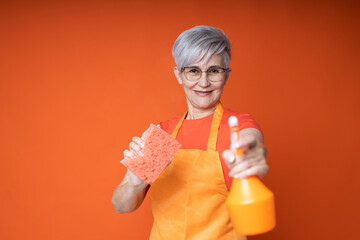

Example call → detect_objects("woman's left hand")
222 134 269 179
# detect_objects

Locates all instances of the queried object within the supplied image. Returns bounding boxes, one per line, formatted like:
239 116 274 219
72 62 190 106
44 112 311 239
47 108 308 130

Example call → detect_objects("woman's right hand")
123 136 147 186
113 135 149 214
112 125 161 214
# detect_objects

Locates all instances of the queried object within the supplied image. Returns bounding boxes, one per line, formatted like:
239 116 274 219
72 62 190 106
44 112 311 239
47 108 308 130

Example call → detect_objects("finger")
123 149 134 159
234 152 245 163
238 135 257 152
240 147 266 161
229 160 252 177
222 149 236 168
129 141 143 154
258 143 268 158
223 149 247 169
242 155 267 170
233 164 269 180
132 136 145 148
229 155 264 176
141 128 149 139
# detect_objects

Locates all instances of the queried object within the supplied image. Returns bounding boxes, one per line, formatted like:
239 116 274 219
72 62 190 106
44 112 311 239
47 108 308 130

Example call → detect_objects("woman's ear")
225 68 231 81
224 68 231 84
174 67 183 85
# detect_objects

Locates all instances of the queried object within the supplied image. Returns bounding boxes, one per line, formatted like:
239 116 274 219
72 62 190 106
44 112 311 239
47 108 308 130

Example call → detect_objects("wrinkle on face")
174 54 231 119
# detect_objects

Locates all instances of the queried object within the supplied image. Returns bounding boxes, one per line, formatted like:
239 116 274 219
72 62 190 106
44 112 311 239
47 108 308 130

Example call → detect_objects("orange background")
0 0 359 239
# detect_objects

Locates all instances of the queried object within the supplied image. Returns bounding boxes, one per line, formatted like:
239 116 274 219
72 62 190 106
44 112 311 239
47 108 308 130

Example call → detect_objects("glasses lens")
183 67 226 82
208 68 226 82
184 67 201 81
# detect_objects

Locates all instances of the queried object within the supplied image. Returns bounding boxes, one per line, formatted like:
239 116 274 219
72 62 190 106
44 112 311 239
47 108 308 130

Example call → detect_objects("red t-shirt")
159 108 262 190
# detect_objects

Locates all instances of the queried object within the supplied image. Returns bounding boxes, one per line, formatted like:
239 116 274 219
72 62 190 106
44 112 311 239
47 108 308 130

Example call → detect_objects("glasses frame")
181 66 230 82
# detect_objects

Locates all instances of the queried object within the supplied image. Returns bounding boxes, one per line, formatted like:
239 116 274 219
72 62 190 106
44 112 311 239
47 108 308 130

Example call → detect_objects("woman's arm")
112 136 149 214
112 168 150 214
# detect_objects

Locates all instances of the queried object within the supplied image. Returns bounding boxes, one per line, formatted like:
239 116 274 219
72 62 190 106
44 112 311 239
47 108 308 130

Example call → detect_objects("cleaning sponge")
121 124 181 183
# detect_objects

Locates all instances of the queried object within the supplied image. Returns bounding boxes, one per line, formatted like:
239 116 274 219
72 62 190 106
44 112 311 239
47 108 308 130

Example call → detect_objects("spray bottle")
226 116 276 235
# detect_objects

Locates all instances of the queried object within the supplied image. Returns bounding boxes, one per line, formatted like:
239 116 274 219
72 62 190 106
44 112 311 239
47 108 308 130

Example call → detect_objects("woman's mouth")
194 90 213 97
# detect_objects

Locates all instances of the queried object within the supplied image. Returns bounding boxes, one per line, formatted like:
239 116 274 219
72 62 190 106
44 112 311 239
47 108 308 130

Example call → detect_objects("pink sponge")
121 124 181 183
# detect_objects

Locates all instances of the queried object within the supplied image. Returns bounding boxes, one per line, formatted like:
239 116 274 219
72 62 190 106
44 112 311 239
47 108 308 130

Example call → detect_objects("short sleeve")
235 112 263 135
159 116 182 135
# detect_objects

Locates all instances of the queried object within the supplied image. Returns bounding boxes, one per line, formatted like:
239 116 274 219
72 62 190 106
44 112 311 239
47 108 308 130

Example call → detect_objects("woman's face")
174 54 231 111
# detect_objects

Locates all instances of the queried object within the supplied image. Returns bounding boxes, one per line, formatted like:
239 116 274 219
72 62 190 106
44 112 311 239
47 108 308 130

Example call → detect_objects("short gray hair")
172 25 231 70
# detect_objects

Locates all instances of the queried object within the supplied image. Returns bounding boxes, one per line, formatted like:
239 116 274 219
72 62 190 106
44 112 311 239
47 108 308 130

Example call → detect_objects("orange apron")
150 103 246 240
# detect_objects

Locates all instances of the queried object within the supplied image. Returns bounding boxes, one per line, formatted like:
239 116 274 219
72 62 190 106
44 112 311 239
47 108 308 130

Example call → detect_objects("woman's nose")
197 73 211 87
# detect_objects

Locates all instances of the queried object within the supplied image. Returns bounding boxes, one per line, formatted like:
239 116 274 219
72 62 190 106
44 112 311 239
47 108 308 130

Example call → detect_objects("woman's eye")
189 69 200 73
209 68 220 73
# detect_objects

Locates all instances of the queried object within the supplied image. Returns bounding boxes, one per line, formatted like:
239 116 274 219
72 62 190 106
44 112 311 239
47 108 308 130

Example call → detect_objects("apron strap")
207 103 224 152
171 102 224 152
171 111 188 139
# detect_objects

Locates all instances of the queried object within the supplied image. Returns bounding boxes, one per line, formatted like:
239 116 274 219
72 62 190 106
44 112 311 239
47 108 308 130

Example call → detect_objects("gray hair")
172 25 231 70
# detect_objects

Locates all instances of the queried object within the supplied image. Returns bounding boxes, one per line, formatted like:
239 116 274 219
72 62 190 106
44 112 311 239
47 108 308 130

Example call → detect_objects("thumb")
222 149 236 169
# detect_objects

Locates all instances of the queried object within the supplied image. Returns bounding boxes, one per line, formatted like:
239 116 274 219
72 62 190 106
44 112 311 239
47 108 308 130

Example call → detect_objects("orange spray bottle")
226 116 276 235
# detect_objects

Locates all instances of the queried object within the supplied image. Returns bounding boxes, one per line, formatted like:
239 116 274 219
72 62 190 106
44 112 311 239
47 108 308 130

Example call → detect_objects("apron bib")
150 103 246 240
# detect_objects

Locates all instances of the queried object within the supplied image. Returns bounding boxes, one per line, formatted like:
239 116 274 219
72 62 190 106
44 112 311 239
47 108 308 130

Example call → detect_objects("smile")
194 90 213 97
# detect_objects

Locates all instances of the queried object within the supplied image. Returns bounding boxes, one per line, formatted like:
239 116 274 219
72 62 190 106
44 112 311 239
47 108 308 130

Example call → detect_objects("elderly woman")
112 25 269 240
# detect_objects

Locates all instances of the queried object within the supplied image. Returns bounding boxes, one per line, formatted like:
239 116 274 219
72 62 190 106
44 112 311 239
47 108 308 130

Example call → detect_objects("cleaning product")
121 124 181 183
226 116 276 235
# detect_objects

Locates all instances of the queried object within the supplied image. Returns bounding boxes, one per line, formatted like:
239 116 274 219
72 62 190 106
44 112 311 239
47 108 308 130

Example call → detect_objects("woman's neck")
186 103 218 120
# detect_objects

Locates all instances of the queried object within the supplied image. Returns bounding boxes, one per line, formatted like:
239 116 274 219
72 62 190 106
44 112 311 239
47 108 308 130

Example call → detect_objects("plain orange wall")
1 0 359 239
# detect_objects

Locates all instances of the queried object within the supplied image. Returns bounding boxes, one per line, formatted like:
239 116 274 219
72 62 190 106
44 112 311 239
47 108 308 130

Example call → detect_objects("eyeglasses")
181 66 229 82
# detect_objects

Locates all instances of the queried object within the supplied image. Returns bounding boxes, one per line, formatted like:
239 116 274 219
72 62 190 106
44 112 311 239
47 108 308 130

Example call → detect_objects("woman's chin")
192 99 218 110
